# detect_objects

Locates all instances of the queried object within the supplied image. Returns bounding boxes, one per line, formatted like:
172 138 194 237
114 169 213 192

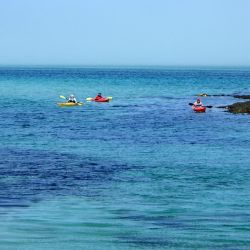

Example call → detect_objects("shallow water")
0 67 250 249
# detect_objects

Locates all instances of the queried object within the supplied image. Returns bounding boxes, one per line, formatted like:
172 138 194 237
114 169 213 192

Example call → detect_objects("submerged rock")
216 105 227 109
197 94 250 99
227 101 250 114
233 95 250 99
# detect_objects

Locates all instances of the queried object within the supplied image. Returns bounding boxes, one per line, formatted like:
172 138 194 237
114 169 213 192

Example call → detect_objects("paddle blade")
86 97 93 101
60 95 66 99
189 103 194 106
206 105 213 108
107 96 113 100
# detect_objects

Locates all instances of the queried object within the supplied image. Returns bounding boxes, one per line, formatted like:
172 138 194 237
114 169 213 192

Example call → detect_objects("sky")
0 0 250 66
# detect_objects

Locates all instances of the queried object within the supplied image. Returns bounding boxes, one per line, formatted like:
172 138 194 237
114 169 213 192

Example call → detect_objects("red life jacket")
95 95 103 100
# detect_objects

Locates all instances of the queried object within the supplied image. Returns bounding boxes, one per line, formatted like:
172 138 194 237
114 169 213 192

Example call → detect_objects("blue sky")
0 0 250 66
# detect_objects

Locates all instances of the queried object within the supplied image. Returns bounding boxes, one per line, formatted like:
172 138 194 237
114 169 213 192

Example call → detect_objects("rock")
197 93 209 97
227 101 250 114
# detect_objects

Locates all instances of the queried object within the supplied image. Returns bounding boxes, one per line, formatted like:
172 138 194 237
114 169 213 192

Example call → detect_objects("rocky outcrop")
227 101 250 114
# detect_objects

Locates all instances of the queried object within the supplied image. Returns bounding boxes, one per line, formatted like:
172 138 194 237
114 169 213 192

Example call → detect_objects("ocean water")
0 67 250 250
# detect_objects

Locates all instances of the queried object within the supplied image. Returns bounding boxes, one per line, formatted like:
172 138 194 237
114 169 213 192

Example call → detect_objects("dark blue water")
0 67 250 249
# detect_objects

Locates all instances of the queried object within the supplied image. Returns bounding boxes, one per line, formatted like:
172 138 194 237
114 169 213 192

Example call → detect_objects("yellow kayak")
57 102 83 107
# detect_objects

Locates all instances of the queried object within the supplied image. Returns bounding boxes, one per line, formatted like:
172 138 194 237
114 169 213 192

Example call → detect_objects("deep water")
0 67 250 249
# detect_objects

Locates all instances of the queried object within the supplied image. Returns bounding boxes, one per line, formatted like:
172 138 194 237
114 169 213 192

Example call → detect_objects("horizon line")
0 64 250 69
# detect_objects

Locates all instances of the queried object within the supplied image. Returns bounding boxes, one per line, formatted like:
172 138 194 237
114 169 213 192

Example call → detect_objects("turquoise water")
0 67 250 249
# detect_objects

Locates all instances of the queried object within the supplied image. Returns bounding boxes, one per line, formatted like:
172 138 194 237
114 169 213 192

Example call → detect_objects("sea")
0 67 250 250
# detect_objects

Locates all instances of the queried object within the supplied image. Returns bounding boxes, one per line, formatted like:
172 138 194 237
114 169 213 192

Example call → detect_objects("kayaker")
193 98 204 107
94 93 104 100
68 94 77 103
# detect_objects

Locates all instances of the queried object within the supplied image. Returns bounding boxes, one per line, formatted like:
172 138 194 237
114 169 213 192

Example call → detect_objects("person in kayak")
193 98 204 107
68 94 77 103
94 93 104 101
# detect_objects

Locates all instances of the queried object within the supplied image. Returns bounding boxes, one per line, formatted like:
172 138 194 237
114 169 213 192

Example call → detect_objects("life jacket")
68 96 77 103
194 101 203 106
95 95 103 100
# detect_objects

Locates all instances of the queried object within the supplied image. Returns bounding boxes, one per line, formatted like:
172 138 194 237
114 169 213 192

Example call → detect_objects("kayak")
92 98 110 102
58 102 83 107
192 105 206 112
86 96 112 102
57 102 83 107
192 105 206 113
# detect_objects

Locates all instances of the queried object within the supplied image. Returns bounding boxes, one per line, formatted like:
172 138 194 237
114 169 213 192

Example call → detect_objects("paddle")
86 97 93 101
60 95 67 100
189 103 213 108
86 96 113 101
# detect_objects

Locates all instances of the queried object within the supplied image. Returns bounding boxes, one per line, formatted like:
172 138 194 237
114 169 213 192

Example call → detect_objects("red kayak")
93 98 110 102
192 105 206 113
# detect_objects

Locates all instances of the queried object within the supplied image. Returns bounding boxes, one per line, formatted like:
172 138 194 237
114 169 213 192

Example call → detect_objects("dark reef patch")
0 148 136 208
